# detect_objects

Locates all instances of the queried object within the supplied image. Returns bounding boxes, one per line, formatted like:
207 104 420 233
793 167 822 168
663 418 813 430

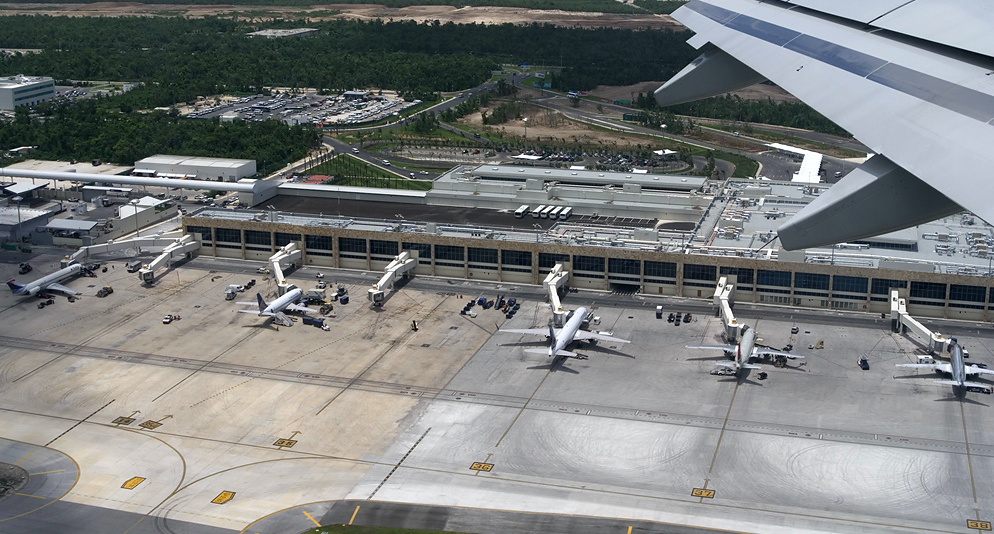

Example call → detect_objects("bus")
559 206 573 220
540 205 556 218
514 205 530 218
532 205 547 218
548 206 563 219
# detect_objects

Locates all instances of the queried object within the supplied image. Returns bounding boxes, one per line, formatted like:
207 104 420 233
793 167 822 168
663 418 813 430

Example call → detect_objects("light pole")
11 196 22 243
131 199 141 237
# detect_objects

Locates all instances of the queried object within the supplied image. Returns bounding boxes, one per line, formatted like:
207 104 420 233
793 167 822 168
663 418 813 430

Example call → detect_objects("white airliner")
7 263 84 297
896 343 994 391
237 287 308 326
501 306 630 364
687 325 803 375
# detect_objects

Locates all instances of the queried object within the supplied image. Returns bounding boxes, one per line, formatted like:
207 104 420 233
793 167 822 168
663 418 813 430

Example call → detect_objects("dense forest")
0 16 697 95
0 0 663 12
660 94 850 136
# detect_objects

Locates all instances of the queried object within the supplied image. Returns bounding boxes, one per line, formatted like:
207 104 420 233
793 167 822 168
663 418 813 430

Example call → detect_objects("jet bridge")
713 276 741 342
545 263 570 327
138 234 199 283
890 290 952 354
269 242 302 295
61 232 191 267
367 251 417 307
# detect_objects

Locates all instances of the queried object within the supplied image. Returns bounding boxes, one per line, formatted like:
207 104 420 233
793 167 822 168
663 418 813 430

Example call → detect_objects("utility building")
133 155 257 182
0 75 55 110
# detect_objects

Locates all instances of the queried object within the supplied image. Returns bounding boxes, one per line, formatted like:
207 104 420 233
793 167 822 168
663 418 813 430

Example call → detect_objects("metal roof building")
134 155 257 182
0 74 55 110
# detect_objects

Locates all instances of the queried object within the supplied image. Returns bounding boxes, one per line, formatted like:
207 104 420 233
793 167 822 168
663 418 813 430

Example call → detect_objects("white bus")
559 206 573 220
548 206 563 219
532 205 547 218
540 205 556 218
514 205 530 218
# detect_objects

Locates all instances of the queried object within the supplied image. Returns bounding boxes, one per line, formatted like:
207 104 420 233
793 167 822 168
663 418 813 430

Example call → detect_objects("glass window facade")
910 281 946 300
833 275 868 294
757 269 791 287
275 232 299 247
370 239 399 256
402 242 432 259
573 255 605 272
305 235 333 250
684 264 716 282
644 261 677 278
501 250 531 266
215 228 241 243
949 284 986 303
435 245 464 261
794 272 829 291
719 266 754 286
871 278 907 295
539 253 570 268
468 247 498 264
338 237 366 253
245 230 271 246
608 258 640 276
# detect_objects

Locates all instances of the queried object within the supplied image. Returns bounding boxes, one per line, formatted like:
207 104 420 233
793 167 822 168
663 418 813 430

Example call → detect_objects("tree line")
0 0 653 12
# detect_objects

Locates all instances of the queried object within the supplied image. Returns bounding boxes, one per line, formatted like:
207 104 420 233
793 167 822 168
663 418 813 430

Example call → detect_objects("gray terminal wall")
184 216 994 321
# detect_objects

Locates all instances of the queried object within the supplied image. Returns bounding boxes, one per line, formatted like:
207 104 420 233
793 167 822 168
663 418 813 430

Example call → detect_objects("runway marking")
138 420 163 430
112 416 136 425
14 493 46 500
474 453 493 476
29 469 64 475
121 477 146 490
708 382 740 474
13 451 33 465
367 427 431 500
692 488 715 499
495 370 551 447
348 505 360 525
273 438 297 448
627 526 632 534
470 462 494 472
968 520 991 531
46 399 115 447
211 491 236 505
302 510 321 526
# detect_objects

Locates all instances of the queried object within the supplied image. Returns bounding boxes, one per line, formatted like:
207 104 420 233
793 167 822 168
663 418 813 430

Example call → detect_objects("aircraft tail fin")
256 292 267 312
7 279 24 294
548 324 556 348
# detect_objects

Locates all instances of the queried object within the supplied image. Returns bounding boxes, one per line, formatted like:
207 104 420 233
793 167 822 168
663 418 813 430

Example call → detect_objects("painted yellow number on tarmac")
121 477 145 490
112 417 135 425
691 488 715 498
968 520 992 530
138 420 162 430
470 462 494 472
273 438 297 448
211 491 236 505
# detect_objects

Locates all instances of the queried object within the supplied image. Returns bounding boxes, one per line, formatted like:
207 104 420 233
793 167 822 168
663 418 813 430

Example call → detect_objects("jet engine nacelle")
26 286 40 296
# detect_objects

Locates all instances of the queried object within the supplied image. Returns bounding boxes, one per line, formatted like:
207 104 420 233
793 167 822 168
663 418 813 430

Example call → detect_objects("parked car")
163 315 173 324
857 356 869 370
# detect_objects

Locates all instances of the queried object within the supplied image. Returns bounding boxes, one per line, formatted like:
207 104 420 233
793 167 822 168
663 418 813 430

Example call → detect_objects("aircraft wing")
755 348 803 360
501 328 555 336
896 362 952 374
686 344 737 352
965 366 994 377
656 0 994 249
284 303 310 313
572 331 630 344
43 282 80 296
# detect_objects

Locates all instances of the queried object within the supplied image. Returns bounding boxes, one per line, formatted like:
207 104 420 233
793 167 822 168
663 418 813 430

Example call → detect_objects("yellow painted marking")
348 505 361 525
112 416 136 425
692 488 716 499
273 438 297 448
470 462 494 472
303 510 321 526
968 520 992 530
627 526 633 534
29 469 65 475
14 493 46 499
138 420 162 430
121 477 146 490
211 491 236 505
13 451 34 465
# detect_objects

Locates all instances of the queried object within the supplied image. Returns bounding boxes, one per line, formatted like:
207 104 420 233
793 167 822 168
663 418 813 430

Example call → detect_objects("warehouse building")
133 155 256 182
0 75 55 110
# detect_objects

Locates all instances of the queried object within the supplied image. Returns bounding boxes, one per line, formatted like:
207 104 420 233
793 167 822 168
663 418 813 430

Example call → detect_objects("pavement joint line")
960 402 979 505
495 369 552 448
45 398 115 447
708 382 740 474
367 427 431 500
152 328 265 402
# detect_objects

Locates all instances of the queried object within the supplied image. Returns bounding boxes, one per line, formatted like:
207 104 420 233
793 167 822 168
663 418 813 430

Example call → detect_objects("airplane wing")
935 380 990 389
43 282 80 296
237 310 273 316
687 344 737 352
896 362 952 374
501 328 556 336
235 302 257 307
572 331 631 344
965 366 994 377
755 348 803 360
284 303 310 313
656 0 994 249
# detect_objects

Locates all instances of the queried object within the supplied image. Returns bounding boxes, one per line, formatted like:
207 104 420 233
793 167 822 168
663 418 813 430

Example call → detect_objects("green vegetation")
1 0 645 12
0 100 319 175
660 94 850 137
301 525 469 534
308 154 432 191
631 0 689 14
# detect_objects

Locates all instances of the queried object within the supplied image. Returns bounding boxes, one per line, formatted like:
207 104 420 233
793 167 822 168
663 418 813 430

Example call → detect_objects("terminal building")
183 171 994 322
0 74 55 110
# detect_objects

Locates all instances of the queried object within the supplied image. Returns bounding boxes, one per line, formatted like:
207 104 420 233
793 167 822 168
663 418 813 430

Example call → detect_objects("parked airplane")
896 343 994 390
687 325 803 375
237 287 307 327
501 306 630 365
7 263 84 297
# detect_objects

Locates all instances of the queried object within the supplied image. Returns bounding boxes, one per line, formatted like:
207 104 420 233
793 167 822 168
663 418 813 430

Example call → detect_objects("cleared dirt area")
0 2 682 29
